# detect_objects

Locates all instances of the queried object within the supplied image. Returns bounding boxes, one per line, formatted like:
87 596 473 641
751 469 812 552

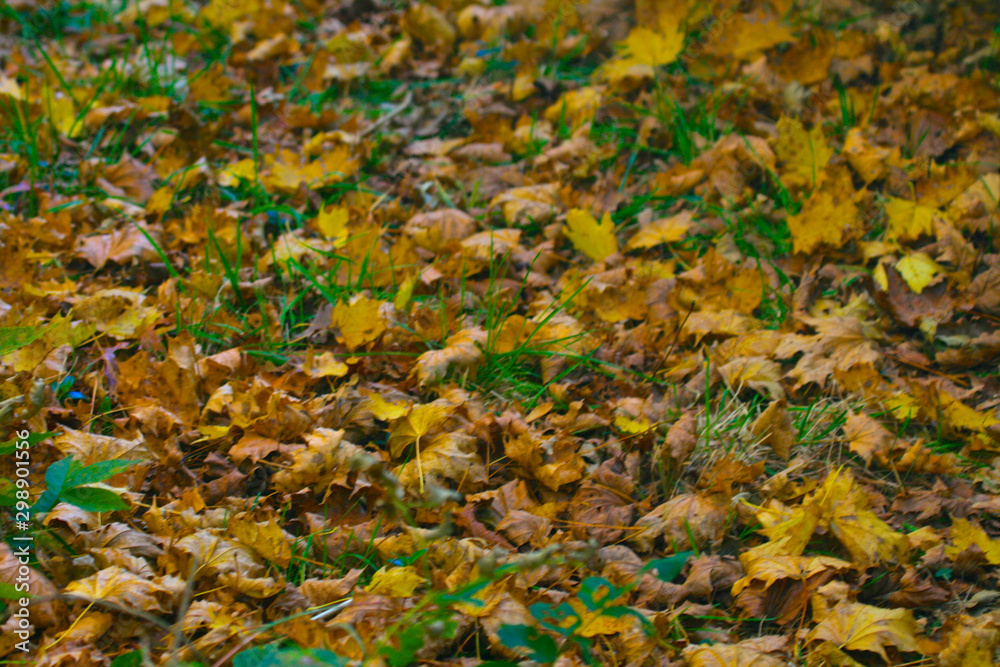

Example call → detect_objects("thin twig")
359 90 414 138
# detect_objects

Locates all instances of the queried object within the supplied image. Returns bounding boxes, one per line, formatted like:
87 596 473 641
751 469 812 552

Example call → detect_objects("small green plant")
31 455 135 515
499 553 693 665
232 643 349 667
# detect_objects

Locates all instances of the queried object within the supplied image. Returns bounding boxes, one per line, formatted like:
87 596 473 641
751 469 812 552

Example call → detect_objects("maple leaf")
332 295 388 351
619 26 684 68
775 115 832 190
365 565 425 597
413 327 487 385
843 411 895 465
564 208 618 261
786 166 863 254
65 566 174 614
807 602 922 661
682 642 787 667
626 210 693 250
945 518 1000 565
229 511 293 568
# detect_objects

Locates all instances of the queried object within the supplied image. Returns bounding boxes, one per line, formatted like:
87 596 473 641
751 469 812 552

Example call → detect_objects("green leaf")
32 455 76 515
110 651 143 667
0 477 16 507
0 430 56 456
577 576 623 612
380 623 429 667
234 644 348 667
531 601 579 635
0 326 47 357
497 624 559 664
0 581 25 600
60 486 129 512
642 551 694 582
65 458 136 487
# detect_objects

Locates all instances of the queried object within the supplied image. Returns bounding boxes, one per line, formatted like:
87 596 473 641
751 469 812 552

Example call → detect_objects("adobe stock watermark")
10 428 34 653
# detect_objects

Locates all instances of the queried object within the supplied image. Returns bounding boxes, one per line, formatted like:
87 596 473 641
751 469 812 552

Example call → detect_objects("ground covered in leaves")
1 0 1000 665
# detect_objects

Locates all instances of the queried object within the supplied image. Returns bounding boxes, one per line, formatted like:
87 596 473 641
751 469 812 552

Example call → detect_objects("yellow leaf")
808 602 921 660
365 565 425 597
776 115 832 189
0 73 24 99
600 59 655 87
331 295 387 351
43 86 82 138
683 643 787 667
543 87 603 130
217 158 257 187
614 414 652 434
394 273 418 313
230 513 293 568
619 25 685 67
387 403 449 458
197 424 231 439
884 197 936 241
895 252 942 294
946 518 1000 565
564 209 618 262
567 597 636 638
626 211 693 250
65 567 172 613
786 168 861 254
302 351 348 379
724 9 796 61
365 392 410 421
314 204 349 244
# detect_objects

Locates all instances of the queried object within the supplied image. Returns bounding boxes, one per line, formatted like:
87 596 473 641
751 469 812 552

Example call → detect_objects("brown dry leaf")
718 356 784 400
412 327 487 385
76 226 160 270
272 429 369 495
505 430 586 491
394 430 486 492
733 552 851 625
630 493 729 553
751 399 795 460
404 208 476 252
842 128 897 183
569 458 636 543
843 411 895 465
301 569 362 606
0 542 62 628
682 642 787 667
937 613 1000 667
658 410 699 466
490 184 560 226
